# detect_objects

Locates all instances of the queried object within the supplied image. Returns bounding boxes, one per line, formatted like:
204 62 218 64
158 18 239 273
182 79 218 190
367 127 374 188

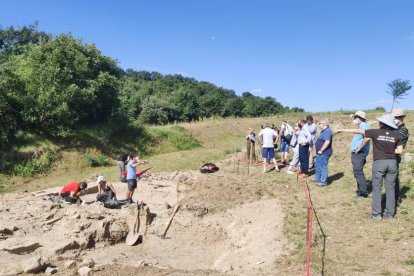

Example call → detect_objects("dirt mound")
0 170 288 275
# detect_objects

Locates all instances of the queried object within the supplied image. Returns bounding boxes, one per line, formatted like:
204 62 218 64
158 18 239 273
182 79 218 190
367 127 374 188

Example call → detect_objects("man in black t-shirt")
337 114 403 220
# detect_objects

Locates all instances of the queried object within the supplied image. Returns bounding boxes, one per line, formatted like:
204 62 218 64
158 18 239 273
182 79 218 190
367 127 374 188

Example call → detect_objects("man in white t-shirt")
258 123 280 173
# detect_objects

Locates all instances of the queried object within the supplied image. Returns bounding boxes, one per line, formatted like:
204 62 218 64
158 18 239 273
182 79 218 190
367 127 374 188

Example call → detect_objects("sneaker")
274 166 280 172
369 215 382 221
316 182 328 187
383 215 394 220
286 170 295 175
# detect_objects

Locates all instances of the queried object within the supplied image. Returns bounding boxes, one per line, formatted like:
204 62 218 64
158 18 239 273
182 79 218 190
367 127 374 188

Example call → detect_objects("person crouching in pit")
60 181 88 204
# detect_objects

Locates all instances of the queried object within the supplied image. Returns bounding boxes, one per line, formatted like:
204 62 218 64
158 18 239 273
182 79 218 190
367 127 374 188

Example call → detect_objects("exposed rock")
54 241 80 254
2 241 42 255
64 260 76 269
95 219 129 245
78 266 93 276
81 257 95 268
84 212 105 220
0 227 14 236
45 266 58 274
22 257 47 273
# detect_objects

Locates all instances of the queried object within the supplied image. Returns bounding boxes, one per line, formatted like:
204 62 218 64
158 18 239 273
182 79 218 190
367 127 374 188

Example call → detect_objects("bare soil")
0 160 289 275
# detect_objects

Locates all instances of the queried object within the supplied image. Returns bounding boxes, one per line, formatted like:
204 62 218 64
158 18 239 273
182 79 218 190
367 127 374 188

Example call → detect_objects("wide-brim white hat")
376 114 398 129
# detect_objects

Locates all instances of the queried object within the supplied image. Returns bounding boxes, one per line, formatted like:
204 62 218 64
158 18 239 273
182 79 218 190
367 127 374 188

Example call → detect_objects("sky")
2 0 414 112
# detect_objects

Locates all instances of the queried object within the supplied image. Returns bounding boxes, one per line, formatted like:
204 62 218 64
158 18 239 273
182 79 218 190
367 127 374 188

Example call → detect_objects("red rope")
299 173 313 276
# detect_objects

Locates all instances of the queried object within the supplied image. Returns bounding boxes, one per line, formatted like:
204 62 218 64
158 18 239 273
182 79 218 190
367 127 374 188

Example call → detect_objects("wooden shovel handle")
161 203 180 238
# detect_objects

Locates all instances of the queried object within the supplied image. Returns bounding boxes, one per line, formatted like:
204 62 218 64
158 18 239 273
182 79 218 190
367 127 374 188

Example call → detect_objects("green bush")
9 147 57 177
374 106 386 112
84 148 109 167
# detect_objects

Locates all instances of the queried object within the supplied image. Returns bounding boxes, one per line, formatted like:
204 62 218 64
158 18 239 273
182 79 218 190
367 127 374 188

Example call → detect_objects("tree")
140 97 178 124
386 79 412 111
0 22 50 62
6 34 121 136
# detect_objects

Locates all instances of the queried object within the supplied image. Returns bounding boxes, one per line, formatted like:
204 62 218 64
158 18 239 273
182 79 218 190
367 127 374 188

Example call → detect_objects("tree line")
0 24 303 147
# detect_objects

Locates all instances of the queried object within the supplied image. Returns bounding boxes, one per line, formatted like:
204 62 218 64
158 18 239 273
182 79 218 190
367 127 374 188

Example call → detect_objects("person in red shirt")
60 181 88 203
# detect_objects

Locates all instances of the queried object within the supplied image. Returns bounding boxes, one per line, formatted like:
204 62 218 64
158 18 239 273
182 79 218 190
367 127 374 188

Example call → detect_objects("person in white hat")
348 111 371 199
336 114 404 220
313 118 333 186
96 175 117 202
391 108 410 204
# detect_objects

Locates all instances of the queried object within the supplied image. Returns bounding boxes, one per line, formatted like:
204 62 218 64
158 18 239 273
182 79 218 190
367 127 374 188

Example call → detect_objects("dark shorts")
262 147 275 160
60 193 78 203
127 179 137 191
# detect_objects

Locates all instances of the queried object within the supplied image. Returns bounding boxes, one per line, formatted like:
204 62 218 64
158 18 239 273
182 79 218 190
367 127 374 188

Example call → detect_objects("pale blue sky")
2 0 414 112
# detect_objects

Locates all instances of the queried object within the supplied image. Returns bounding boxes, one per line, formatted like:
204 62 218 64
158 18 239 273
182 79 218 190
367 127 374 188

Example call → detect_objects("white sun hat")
376 114 398 129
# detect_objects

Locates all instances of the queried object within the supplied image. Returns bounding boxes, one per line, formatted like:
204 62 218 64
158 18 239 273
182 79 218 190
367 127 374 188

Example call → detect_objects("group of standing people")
337 109 409 220
246 108 409 220
247 115 333 187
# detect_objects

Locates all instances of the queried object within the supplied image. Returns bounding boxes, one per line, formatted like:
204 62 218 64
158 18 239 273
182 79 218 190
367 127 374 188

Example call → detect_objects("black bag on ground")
103 199 121 209
200 163 219 173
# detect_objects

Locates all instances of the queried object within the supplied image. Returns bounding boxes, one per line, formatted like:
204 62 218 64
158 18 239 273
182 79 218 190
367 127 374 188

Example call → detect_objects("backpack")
104 199 121 209
200 163 219 173
283 123 294 142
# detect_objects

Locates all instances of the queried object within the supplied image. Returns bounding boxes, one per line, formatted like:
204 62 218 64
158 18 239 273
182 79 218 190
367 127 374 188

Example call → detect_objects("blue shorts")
262 147 275 161
279 139 289 153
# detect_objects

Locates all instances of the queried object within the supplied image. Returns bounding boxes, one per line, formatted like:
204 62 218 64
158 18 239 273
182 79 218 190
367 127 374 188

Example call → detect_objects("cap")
391 108 406 118
376 114 398 129
353 111 366 120
97 175 106 183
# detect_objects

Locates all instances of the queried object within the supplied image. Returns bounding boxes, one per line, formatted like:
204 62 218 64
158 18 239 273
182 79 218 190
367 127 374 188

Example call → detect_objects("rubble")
22 257 47 273
78 266 93 276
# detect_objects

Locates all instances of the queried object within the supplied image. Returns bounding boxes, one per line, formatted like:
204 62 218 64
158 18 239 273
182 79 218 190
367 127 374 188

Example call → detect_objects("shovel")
126 205 141 246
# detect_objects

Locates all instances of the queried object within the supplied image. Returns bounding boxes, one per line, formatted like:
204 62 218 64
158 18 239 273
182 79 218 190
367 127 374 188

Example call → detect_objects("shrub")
10 147 57 177
374 106 386 112
84 148 109 167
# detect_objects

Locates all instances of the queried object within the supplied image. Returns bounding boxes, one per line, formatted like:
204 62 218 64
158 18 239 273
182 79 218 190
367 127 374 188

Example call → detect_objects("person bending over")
60 181 88 204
